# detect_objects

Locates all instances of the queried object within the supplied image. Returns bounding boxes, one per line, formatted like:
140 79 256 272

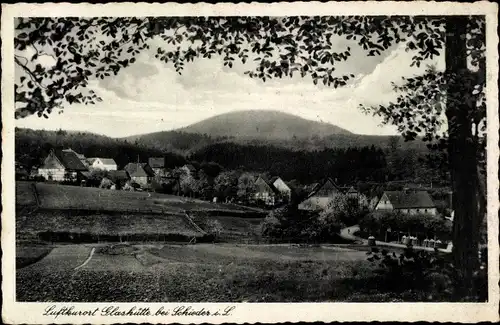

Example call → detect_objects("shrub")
260 215 281 239
260 205 342 243
321 194 368 227
190 212 224 241
367 246 487 301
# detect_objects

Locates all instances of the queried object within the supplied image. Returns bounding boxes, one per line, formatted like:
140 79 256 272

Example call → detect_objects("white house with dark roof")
38 149 88 181
253 175 280 206
124 162 155 186
149 157 168 176
375 190 437 215
88 157 117 171
298 178 342 211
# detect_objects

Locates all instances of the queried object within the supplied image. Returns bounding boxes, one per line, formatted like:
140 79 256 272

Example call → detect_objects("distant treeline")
16 128 448 187
189 142 448 185
125 130 233 153
15 128 187 169
127 130 429 154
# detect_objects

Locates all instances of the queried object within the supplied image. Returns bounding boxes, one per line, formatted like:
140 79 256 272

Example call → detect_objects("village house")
298 178 342 211
341 186 369 207
87 157 118 171
38 149 88 181
124 162 155 186
149 157 168 176
64 148 89 167
375 190 437 215
253 176 280 206
271 176 292 202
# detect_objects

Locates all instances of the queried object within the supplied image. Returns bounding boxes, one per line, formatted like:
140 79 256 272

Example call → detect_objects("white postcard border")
2 2 499 324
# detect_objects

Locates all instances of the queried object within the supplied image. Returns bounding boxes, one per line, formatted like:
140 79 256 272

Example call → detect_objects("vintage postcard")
2 1 499 324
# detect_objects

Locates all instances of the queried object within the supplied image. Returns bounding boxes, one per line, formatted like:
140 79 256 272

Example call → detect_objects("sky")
15 25 444 138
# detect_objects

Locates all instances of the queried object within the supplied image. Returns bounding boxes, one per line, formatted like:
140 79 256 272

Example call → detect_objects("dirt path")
74 247 95 270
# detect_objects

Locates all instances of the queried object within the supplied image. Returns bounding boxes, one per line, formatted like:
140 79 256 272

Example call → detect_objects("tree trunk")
445 16 481 297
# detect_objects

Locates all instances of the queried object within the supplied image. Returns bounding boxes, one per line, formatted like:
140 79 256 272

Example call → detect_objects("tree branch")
14 55 46 89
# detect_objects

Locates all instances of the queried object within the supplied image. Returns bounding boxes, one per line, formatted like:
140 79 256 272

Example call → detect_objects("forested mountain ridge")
127 129 429 154
15 128 187 169
16 127 447 187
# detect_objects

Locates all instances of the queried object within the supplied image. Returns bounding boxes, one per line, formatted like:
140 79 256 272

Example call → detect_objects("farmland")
32 182 264 216
16 181 266 244
16 210 204 242
18 243 399 302
15 180 462 302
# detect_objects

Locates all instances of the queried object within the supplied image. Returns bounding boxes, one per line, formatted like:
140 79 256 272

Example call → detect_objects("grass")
16 243 377 302
15 182 38 206
201 215 264 242
16 244 53 269
18 245 92 272
16 209 203 239
30 182 264 216
17 243 471 302
16 182 266 244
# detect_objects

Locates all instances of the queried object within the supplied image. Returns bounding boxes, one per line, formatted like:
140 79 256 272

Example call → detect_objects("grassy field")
29 182 264 216
18 243 400 302
16 181 266 244
201 215 264 242
16 209 204 241
15 182 38 206
16 244 54 269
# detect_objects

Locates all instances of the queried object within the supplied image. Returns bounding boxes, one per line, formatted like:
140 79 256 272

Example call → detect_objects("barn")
38 149 88 182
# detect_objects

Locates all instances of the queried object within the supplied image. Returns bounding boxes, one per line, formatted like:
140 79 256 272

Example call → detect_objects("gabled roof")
124 163 155 177
383 191 436 209
55 149 88 171
271 176 292 192
270 176 280 184
62 148 86 160
149 157 165 168
307 178 341 198
89 157 117 165
255 176 280 195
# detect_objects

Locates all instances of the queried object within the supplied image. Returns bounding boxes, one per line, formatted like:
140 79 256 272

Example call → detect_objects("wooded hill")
125 110 429 154
15 128 187 170
16 127 448 188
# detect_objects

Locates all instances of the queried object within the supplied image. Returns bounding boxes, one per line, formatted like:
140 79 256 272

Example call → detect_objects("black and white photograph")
2 1 499 324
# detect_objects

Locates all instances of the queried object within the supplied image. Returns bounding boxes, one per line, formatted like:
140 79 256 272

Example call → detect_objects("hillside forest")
16 127 449 190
